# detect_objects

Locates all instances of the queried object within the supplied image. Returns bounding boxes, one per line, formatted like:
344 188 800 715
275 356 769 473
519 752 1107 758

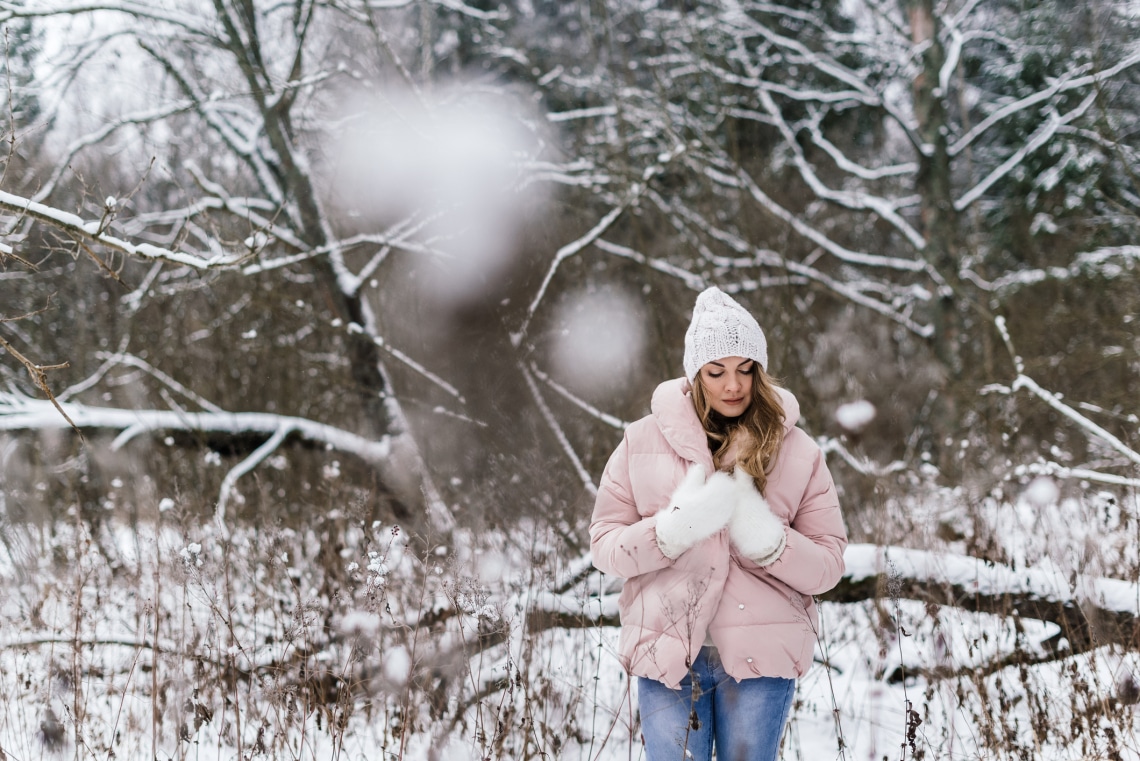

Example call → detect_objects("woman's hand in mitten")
654 465 736 559
727 468 787 566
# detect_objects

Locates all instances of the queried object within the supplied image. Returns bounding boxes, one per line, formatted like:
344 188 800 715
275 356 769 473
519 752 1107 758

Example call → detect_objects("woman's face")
698 356 755 418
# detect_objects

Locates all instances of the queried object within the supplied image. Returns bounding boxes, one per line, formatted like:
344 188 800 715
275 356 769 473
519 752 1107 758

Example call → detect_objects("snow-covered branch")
948 50 1140 158
962 246 1140 293
651 190 936 337
754 90 927 249
512 190 641 346
215 425 292 538
700 155 927 273
994 315 1140 470
0 1 222 39
0 190 251 269
954 91 1098 212
818 437 908 477
540 544 1140 655
1007 459 1140 489
520 365 598 497
0 393 391 462
528 363 629 431
831 544 1140 654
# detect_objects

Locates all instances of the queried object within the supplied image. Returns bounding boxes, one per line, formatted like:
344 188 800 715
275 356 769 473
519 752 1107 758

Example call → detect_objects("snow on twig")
528 364 628 430
138 43 287 210
513 197 634 346
592 239 706 290
520 365 598 497
755 89 926 249
658 193 935 336
1012 460 1140 489
241 226 440 276
120 261 163 314
366 330 464 402
430 0 509 20
29 100 197 206
0 190 251 269
949 50 1140 158
818 437 907 477
178 162 304 247
939 27 963 98
947 0 987 31
0 1 221 39
80 352 224 413
513 143 687 346
546 105 618 123
806 121 918 181
955 91 1098 212
1007 373 1140 469
994 316 1140 470
720 7 921 144
963 246 1140 292
704 159 927 273
215 425 291 539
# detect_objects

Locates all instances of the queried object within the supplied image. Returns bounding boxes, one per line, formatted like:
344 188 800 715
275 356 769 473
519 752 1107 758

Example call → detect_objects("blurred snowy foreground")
1 495 1139 760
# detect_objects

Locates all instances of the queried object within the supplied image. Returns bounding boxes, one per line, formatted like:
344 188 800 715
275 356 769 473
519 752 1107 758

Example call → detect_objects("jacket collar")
650 377 802 467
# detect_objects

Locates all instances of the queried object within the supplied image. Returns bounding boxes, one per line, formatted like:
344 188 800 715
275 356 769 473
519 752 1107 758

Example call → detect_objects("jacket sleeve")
589 432 676 580
753 445 847 595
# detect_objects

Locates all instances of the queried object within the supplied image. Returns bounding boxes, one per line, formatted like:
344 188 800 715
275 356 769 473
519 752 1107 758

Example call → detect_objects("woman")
590 286 847 761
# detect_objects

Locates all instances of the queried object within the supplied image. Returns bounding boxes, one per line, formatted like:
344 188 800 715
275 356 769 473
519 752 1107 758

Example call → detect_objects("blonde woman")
590 287 847 761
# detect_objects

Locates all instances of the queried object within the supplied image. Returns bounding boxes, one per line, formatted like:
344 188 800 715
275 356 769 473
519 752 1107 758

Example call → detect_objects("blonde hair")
691 365 785 494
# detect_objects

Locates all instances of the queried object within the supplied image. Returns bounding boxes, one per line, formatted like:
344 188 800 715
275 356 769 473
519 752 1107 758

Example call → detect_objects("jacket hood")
649 377 801 465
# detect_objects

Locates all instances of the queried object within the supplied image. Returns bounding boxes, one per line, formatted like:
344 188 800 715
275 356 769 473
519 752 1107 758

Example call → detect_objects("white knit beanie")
683 287 768 380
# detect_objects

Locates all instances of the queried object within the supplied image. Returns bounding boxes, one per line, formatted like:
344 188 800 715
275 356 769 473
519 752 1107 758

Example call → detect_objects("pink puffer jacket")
590 378 847 689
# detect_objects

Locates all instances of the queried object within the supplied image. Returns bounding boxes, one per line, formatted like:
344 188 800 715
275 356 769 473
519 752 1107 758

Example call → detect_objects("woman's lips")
723 397 744 405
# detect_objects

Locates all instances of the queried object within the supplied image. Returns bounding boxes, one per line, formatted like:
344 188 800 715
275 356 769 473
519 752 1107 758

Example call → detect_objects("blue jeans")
638 647 795 761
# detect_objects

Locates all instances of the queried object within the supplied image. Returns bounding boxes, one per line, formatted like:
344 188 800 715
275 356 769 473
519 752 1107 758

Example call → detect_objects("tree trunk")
903 0 963 379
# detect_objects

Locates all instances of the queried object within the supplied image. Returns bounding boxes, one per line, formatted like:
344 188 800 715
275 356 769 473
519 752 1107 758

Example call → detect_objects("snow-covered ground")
2 494 1139 760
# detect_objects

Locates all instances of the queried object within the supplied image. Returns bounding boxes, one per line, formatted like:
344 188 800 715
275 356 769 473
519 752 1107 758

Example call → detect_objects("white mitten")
655 465 736 559
728 468 787 566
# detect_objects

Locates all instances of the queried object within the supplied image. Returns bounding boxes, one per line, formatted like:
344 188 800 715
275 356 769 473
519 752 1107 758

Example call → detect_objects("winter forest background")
1 0 1140 758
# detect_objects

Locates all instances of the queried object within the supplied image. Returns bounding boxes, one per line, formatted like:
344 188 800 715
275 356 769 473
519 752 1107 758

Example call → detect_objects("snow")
0 394 392 463
844 543 1140 618
338 610 382 639
549 287 647 397
4 508 1136 760
6 1 1140 758
1024 475 1060 507
331 85 547 308
835 399 876 433
0 189 246 269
